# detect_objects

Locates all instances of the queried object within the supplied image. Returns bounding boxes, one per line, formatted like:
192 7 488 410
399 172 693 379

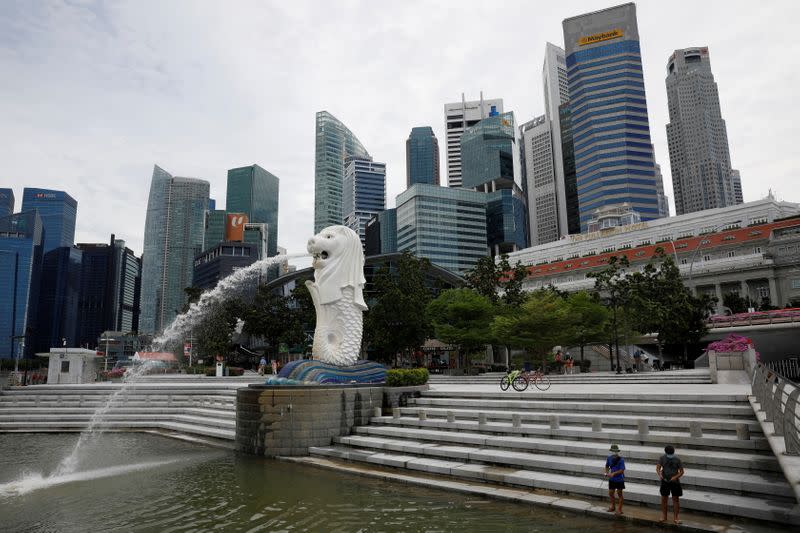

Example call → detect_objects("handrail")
708 310 800 328
751 363 800 456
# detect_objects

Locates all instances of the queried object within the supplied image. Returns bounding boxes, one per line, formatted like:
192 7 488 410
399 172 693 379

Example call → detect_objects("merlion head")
306 225 367 309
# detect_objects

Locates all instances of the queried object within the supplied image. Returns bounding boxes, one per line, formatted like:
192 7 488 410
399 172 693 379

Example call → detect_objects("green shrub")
386 368 429 387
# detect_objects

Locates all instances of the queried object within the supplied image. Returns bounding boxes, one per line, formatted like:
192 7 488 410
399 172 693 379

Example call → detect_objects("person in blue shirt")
604 443 626 515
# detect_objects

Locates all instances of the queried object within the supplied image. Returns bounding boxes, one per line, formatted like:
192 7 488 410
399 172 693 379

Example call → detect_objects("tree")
464 254 530 306
464 256 501 303
241 284 295 358
491 289 569 370
363 252 434 365
563 291 609 362
427 289 495 365
193 299 242 362
589 255 631 373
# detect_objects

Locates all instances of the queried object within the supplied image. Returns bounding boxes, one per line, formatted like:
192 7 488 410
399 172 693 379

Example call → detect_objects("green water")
0 433 651 532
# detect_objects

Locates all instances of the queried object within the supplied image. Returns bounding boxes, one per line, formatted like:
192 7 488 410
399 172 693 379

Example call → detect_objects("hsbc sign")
225 213 248 242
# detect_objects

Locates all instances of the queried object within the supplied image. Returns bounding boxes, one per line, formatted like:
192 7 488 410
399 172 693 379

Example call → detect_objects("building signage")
225 213 248 242
578 29 623 46
569 221 649 243
34 192 57 199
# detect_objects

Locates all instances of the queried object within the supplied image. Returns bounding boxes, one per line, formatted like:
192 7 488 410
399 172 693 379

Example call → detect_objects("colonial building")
506 196 800 310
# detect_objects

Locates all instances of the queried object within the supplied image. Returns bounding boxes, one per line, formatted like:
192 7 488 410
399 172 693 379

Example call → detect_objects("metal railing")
751 363 800 455
709 310 800 329
766 358 800 381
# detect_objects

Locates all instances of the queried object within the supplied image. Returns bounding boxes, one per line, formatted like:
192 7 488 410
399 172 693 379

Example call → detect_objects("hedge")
386 368 429 387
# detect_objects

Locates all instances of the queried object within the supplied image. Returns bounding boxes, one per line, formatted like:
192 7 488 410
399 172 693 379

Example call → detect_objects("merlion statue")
305 225 367 367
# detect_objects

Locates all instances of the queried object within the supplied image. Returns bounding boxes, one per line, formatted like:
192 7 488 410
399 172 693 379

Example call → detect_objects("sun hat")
609 444 620 453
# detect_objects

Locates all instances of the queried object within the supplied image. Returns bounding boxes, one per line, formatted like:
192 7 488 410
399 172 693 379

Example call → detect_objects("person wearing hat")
604 444 626 515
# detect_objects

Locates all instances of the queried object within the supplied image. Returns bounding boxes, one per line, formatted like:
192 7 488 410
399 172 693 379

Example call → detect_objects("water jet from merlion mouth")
154 252 310 349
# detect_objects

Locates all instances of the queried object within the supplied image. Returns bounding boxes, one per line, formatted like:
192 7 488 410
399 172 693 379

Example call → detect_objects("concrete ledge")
749 395 800 503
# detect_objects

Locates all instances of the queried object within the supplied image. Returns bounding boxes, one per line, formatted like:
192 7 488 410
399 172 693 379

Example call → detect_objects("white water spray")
154 253 309 349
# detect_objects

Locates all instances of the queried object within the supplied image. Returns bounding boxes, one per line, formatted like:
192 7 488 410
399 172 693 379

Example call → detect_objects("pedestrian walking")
258 356 267 376
656 444 685 524
604 444 625 515
271 359 278 375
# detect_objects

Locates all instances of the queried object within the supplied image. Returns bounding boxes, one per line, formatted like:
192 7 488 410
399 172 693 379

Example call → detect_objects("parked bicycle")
499 368 551 391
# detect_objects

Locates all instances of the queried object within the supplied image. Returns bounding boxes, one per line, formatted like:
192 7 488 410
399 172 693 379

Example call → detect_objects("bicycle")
522 368 551 391
499 369 529 392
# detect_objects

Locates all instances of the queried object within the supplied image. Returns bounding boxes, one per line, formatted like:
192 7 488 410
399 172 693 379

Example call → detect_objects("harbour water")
0 432 653 532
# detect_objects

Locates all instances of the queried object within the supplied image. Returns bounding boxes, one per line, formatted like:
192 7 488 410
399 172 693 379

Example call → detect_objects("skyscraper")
563 3 664 231
140 165 209 334
314 111 370 234
444 93 503 188
666 47 740 215
21 188 78 254
343 156 386 248
365 208 397 256
0 211 43 358
731 169 743 204
406 127 440 187
397 184 488 274
36 246 83 352
0 188 13 217
226 164 279 258
76 235 141 348
521 116 560 245
542 43 573 238
460 111 527 255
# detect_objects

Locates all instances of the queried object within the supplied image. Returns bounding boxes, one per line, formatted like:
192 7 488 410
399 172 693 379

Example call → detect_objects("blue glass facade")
0 188 13 217
486 190 527 252
0 212 43 358
314 111 370 234
460 112 520 190
21 188 78 254
226 164 279 258
36 246 83 352
396 184 488 274
343 157 386 247
563 5 662 232
140 166 210 334
406 127 440 187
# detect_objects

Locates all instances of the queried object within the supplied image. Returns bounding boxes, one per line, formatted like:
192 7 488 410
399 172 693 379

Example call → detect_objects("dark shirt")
658 454 683 481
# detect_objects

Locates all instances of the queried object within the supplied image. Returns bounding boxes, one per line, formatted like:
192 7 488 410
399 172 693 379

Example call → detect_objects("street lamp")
102 333 116 372
688 219 742 289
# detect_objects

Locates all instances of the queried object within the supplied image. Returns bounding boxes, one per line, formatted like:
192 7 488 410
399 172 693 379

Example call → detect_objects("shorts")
660 480 683 497
608 480 625 490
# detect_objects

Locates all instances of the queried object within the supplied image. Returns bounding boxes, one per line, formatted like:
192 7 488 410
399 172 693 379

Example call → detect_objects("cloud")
0 0 798 257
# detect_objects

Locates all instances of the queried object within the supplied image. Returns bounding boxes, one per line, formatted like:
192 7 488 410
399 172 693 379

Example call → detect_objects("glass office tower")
314 111 370 234
406 127 440 187
396 184 488 274
21 188 78 254
562 3 663 231
460 112 528 254
0 211 43 358
343 156 386 248
226 164 279 258
36 246 83 352
0 189 13 217
140 165 209 334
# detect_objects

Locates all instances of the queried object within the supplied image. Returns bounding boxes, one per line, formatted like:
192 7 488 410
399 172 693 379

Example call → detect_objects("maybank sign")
578 29 623 46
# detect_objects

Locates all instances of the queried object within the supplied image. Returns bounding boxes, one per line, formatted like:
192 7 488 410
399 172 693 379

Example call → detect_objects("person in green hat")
604 443 626 515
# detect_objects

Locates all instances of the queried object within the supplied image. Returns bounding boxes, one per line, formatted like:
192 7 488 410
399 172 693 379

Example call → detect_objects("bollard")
418 409 427 421
637 419 649 436
512 413 521 428
479 413 487 426
736 423 751 441
447 411 455 423
373 406 382 418
549 414 560 430
689 421 703 438
392 409 401 419
592 419 602 432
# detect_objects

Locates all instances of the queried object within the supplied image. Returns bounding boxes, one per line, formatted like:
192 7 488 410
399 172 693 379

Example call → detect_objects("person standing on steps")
656 444 685 524
604 444 625 515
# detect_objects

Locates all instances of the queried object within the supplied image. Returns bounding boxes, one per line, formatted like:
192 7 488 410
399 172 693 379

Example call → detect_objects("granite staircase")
310 388 800 525
428 368 712 385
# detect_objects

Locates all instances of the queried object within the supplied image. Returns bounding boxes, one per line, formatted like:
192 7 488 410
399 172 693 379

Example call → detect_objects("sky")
1 0 798 259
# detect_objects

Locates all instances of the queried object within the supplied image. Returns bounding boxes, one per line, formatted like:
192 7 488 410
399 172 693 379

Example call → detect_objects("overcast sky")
1 0 798 258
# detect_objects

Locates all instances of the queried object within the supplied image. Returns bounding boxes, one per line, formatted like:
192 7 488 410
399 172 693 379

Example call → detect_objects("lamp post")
102 333 116 372
687 219 742 290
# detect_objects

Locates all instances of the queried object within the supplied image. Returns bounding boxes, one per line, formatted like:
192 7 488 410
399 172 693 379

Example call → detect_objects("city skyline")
1 1 797 257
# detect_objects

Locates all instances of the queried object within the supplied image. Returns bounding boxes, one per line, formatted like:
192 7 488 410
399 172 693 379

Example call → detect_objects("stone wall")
708 348 757 384
236 385 384 457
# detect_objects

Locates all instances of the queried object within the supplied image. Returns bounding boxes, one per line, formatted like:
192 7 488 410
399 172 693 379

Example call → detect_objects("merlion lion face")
307 225 356 271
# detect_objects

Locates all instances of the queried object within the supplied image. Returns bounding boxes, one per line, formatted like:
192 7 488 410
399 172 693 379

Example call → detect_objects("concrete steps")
429 369 712 385
0 380 246 441
309 388 800 526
